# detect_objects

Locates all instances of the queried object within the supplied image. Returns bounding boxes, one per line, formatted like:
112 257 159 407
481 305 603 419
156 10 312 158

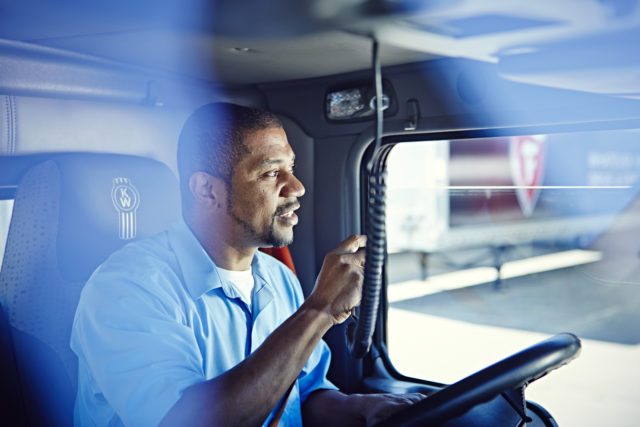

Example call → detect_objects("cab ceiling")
0 0 639 96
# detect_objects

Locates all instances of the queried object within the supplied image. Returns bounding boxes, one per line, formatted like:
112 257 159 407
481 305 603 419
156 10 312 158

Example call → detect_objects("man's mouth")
275 202 300 225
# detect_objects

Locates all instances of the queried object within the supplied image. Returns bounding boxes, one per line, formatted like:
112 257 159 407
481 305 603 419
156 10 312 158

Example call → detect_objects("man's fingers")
388 392 426 405
334 234 366 254
362 393 428 426
344 248 365 267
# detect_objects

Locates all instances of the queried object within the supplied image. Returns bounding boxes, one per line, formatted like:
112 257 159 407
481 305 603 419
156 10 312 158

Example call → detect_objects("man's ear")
188 172 227 209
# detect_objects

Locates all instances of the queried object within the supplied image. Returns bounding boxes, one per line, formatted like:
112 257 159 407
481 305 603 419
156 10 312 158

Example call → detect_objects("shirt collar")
168 219 222 300
168 219 268 300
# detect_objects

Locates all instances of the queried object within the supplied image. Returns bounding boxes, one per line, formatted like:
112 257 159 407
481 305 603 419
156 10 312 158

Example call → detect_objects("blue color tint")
71 219 336 426
411 14 562 39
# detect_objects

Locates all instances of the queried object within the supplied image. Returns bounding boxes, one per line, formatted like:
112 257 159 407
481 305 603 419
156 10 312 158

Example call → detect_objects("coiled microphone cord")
347 38 389 358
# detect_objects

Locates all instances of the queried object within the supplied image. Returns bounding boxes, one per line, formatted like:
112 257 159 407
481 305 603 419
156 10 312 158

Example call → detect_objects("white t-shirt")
217 267 255 308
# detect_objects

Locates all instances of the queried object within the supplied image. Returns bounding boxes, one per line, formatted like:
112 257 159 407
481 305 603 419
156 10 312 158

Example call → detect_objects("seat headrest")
11 153 181 282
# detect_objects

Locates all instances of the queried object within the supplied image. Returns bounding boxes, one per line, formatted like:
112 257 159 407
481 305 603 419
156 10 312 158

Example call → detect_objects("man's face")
226 127 305 248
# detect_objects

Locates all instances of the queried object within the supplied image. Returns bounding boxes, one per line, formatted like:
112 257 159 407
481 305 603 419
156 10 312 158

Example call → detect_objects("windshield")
384 128 640 427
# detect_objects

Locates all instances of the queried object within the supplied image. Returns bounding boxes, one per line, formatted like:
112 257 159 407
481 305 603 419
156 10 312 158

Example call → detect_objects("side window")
0 200 14 270
384 129 640 426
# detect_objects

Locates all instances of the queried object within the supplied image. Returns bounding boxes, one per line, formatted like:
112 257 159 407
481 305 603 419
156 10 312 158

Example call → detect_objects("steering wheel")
375 333 581 427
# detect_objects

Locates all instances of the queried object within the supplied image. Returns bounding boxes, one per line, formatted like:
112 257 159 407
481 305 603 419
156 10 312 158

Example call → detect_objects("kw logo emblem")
118 188 133 208
112 177 140 240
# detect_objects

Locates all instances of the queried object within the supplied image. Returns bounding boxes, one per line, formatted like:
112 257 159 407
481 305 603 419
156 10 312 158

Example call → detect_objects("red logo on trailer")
509 135 546 217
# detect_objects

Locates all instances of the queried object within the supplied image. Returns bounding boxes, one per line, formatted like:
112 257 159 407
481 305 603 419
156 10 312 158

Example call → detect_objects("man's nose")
282 173 305 198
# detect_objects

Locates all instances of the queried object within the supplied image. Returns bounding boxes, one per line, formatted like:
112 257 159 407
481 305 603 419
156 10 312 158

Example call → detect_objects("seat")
0 153 181 426
259 246 297 275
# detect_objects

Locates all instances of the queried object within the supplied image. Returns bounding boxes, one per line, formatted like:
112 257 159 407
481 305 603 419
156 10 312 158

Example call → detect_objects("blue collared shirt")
71 220 336 426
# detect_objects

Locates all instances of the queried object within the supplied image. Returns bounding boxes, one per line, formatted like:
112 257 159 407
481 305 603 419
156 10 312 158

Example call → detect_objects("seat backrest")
0 153 181 426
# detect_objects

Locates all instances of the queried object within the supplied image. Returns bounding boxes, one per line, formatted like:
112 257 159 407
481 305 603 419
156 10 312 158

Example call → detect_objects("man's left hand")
354 392 426 426
302 389 426 427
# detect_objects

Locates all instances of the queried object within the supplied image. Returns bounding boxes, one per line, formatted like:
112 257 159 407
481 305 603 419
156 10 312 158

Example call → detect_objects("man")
71 103 422 426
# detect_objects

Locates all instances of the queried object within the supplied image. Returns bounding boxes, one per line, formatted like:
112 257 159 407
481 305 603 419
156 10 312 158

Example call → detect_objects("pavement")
385 254 640 426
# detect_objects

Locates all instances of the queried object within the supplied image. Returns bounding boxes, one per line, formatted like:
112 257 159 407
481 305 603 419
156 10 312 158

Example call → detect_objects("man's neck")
184 215 257 271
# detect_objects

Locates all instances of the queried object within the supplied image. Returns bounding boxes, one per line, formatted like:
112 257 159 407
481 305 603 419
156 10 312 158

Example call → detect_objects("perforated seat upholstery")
0 154 180 426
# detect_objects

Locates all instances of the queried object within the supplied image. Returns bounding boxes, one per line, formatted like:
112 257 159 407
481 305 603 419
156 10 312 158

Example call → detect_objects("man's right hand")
305 235 366 326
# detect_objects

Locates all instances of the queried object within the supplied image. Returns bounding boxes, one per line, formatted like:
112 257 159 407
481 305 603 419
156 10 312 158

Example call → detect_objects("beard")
264 219 293 248
229 200 298 248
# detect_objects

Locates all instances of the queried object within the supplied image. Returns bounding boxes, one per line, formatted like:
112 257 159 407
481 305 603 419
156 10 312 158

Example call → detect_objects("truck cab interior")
1 1 640 425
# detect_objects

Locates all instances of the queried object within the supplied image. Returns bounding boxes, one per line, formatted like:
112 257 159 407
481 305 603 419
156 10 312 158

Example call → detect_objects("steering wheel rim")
375 333 581 427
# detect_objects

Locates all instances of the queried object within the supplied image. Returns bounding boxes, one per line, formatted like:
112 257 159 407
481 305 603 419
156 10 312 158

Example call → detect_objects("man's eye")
264 170 279 178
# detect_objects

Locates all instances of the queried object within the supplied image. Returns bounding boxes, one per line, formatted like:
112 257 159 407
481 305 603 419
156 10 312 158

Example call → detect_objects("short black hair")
177 102 283 207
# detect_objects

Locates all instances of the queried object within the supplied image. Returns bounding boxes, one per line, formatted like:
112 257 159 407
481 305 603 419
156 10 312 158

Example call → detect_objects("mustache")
274 200 300 216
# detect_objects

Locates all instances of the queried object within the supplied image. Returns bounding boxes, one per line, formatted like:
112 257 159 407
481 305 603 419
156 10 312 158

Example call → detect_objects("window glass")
385 129 640 427
0 200 14 270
